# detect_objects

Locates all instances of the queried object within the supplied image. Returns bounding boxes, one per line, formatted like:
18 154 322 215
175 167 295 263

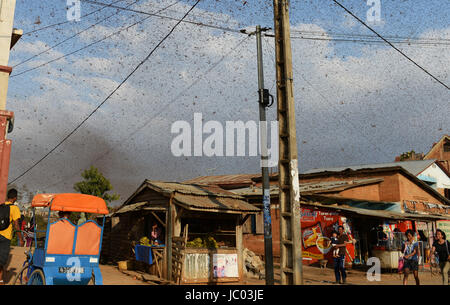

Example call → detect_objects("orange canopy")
32 193 109 214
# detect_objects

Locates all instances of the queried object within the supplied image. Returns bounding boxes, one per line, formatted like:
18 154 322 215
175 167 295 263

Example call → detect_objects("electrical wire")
8 0 201 185
22 0 127 36
330 0 449 90
288 36 450 48
289 30 450 43
38 35 251 191
10 1 179 78
267 42 393 161
14 0 140 68
81 0 243 34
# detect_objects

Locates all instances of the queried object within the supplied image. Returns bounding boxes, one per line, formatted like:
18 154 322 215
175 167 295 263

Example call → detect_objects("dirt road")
246 264 445 285
4 246 149 285
4 247 445 285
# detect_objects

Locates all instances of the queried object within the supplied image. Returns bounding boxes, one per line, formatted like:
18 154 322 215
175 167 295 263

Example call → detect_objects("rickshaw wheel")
28 269 46 285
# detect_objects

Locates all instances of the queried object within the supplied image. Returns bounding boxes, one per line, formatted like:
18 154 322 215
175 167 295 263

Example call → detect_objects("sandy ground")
244 263 446 285
4 246 446 285
4 246 149 285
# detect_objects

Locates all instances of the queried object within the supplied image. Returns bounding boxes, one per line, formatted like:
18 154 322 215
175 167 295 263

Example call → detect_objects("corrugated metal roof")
145 180 244 198
230 178 384 196
114 202 148 214
183 174 262 185
403 200 450 215
303 194 450 220
173 193 259 213
302 159 436 176
303 200 450 221
117 180 260 214
114 202 167 214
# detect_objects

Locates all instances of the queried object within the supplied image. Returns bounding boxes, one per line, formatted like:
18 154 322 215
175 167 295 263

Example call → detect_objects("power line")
89 1 450 48
266 42 392 161
22 0 128 36
330 0 449 90
37 36 251 191
14 0 140 68
290 30 450 43
288 35 450 48
81 0 243 34
10 1 179 78
8 0 200 185
264 32 450 48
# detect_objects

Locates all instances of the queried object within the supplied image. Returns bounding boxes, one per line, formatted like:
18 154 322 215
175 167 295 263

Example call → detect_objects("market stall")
107 180 259 284
367 221 405 270
178 210 245 284
301 195 450 271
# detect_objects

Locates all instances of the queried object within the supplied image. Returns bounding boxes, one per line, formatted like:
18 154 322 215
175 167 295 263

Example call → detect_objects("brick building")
185 163 450 262
423 135 450 173
395 135 450 175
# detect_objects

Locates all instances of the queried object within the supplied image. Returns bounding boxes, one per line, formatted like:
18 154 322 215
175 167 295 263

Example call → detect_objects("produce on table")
186 236 218 249
139 236 150 246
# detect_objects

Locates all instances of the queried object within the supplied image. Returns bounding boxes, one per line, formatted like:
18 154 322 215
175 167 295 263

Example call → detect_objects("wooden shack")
100 180 259 284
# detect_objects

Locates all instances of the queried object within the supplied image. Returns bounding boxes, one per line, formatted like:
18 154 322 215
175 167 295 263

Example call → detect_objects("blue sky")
5 0 450 204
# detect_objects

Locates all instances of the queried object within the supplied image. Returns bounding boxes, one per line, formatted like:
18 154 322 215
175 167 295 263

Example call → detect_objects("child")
331 231 339 258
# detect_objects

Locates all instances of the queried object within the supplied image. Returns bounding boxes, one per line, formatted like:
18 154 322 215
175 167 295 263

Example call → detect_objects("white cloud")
6 0 450 204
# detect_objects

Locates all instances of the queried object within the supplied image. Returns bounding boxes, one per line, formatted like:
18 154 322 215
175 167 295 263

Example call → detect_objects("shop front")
103 180 259 284
177 209 252 284
301 195 450 271
349 214 449 270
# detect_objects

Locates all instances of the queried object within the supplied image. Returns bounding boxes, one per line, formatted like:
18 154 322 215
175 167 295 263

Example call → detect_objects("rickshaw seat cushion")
47 220 76 255
74 221 101 255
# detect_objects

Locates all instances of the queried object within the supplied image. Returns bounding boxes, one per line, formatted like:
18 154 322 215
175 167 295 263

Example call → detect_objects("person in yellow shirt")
0 189 23 285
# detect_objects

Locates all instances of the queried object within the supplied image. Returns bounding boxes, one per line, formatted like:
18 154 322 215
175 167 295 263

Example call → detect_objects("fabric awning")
32 193 109 214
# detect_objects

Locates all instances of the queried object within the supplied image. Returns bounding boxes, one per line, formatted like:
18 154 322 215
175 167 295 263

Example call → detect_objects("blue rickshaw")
12 193 109 285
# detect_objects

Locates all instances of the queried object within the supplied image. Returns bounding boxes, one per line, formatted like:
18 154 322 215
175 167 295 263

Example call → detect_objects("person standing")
430 229 450 285
24 220 34 248
19 215 26 246
333 225 352 284
402 229 420 285
0 189 23 285
150 222 162 245
77 212 87 225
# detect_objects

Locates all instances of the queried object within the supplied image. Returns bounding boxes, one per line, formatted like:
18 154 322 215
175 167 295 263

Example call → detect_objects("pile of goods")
139 236 151 246
186 236 218 249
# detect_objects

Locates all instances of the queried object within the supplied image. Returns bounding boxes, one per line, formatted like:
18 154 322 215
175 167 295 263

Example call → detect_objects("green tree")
74 166 120 206
399 150 424 161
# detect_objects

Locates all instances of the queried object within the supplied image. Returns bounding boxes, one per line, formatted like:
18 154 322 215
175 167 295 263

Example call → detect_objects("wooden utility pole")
273 0 303 285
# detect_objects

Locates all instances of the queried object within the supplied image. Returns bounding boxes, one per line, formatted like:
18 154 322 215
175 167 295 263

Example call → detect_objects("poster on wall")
213 254 238 278
301 207 355 265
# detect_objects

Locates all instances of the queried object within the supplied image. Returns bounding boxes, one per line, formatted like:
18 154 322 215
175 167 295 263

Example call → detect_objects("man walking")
333 225 352 284
0 188 23 285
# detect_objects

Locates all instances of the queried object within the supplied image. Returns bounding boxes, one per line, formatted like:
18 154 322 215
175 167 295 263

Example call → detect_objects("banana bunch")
204 236 218 249
186 236 218 249
187 237 203 248
139 236 151 246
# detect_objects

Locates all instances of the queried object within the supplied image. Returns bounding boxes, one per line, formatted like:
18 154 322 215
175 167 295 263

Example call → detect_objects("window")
250 214 256 234
444 142 450 152
445 189 450 200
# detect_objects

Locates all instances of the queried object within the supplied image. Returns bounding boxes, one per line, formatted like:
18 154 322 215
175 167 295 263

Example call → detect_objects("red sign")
301 206 355 265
